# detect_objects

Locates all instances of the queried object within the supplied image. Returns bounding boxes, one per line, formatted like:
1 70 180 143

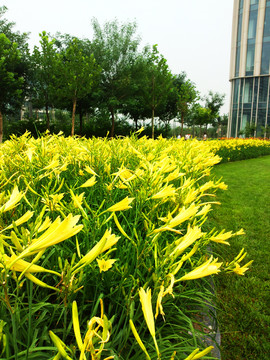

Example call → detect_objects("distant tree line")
0 6 227 141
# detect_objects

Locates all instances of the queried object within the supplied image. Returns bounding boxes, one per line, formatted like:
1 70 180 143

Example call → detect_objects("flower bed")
0 133 252 359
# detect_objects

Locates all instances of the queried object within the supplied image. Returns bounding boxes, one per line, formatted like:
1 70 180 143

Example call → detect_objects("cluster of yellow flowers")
0 132 253 359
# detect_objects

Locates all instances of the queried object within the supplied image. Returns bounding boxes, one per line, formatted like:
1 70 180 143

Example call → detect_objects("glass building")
228 0 270 137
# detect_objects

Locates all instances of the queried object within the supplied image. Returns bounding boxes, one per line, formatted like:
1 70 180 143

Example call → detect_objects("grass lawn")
207 155 270 360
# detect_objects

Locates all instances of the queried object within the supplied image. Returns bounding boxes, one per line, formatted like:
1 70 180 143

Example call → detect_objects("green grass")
208 155 270 360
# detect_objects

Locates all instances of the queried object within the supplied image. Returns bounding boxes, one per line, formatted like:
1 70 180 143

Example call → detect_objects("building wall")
228 0 270 137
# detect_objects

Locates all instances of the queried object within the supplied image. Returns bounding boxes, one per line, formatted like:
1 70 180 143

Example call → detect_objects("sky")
3 0 234 114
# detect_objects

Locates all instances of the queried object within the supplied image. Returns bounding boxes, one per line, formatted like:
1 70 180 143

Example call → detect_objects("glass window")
237 13 243 44
233 79 240 104
263 7 270 38
231 110 237 137
257 108 267 135
259 77 269 102
239 0 244 9
241 109 251 131
244 78 253 103
261 42 270 74
246 44 255 75
248 11 258 39
235 46 241 77
250 0 258 4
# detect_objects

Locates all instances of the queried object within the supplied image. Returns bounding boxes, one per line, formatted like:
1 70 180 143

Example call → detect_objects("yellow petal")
72 301 83 350
139 288 155 338
179 256 222 281
97 259 117 273
80 176 97 188
106 197 134 212
0 186 24 212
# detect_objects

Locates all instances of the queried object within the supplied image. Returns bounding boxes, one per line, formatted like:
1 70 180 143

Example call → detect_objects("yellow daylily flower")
97 258 117 273
196 204 211 217
80 175 97 188
210 230 233 245
155 285 165 319
0 186 24 213
0 211 34 233
163 169 185 182
153 204 198 233
106 197 134 212
72 299 111 360
13 214 83 261
170 226 204 258
72 229 119 275
72 301 83 351
84 165 97 176
71 191 85 208
183 188 199 205
129 320 151 360
151 184 176 199
2 254 50 273
139 287 156 338
43 158 59 171
233 261 253 275
49 331 73 360
179 256 222 281
184 346 214 360
101 230 120 253
139 287 160 357
37 216 52 233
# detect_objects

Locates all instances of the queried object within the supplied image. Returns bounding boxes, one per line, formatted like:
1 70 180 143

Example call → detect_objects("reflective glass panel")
257 108 267 135
246 44 255 75
244 78 253 103
235 46 241 77
261 42 270 74
248 11 258 39
259 77 269 103
233 79 240 103
263 7 270 38
231 110 237 137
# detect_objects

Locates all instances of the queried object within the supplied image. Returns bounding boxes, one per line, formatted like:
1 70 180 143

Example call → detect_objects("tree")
173 72 198 136
0 6 29 141
193 105 212 137
55 36 101 136
140 45 173 138
31 32 59 130
215 113 228 138
91 18 141 137
0 33 24 142
204 91 225 126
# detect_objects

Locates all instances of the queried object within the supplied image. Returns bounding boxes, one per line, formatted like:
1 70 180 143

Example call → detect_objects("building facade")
228 0 270 137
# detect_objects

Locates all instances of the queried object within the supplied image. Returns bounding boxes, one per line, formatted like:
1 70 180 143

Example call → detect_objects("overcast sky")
3 0 234 114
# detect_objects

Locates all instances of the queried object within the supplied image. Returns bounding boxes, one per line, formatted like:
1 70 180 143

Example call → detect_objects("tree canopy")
0 6 228 140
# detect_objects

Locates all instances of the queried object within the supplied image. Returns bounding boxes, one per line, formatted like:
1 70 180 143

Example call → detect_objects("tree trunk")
79 110 83 136
110 108 115 138
0 110 3 143
45 104 50 131
71 98 77 136
135 118 138 131
151 107 155 139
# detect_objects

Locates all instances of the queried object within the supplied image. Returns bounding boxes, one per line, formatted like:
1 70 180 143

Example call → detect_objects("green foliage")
91 18 141 137
173 73 198 136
